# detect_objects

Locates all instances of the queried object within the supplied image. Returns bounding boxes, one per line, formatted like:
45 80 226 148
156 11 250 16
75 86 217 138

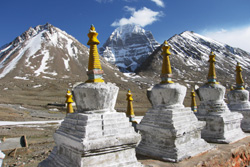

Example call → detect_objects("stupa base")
136 107 213 162
230 110 250 132
196 112 246 143
39 112 142 167
39 147 142 167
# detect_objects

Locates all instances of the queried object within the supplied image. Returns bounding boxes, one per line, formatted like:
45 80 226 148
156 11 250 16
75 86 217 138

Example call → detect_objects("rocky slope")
0 23 109 81
136 31 250 89
0 23 149 110
99 24 160 72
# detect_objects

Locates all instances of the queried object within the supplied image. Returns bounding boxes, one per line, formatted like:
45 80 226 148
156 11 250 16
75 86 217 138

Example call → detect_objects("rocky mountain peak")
0 23 91 80
99 24 160 72
12 23 54 47
109 24 146 41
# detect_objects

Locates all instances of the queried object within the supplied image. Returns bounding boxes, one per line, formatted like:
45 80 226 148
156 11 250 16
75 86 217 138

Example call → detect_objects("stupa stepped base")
136 107 213 162
39 112 142 167
228 89 250 132
196 111 246 143
40 147 141 167
230 110 250 132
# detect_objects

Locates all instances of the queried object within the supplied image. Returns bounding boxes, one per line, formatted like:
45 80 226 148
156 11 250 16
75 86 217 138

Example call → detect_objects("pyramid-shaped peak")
34 23 53 31
113 24 146 35
100 24 159 72
12 23 56 46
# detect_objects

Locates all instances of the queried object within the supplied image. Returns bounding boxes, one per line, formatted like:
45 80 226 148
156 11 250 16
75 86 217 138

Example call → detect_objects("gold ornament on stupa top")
126 89 137 123
207 51 218 84
235 62 245 90
85 25 104 83
65 89 74 114
191 89 197 112
160 40 174 84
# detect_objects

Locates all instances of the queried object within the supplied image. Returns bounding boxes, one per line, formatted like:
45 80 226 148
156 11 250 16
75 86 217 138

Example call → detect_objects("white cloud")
111 7 162 27
124 6 136 13
150 0 164 7
202 26 250 53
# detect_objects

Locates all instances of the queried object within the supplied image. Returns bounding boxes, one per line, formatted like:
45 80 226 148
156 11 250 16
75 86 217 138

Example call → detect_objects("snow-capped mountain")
0 23 88 80
136 31 250 88
0 23 150 109
99 24 160 72
0 23 122 83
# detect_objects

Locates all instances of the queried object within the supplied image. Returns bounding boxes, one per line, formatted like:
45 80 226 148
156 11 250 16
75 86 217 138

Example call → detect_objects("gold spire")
126 90 137 123
235 62 244 90
207 51 218 84
85 25 104 83
160 40 174 84
65 90 74 114
191 89 197 112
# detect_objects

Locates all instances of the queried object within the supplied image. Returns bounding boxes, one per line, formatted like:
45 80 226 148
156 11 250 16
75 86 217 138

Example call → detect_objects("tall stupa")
136 41 212 162
196 52 246 143
227 63 250 132
39 25 142 167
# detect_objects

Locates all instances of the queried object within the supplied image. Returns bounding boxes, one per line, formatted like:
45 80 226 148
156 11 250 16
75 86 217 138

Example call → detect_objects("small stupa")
39 25 142 167
196 52 246 143
136 41 212 162
65 90 74 114
126 90 138 130
191 89 197 112
227 63 250 132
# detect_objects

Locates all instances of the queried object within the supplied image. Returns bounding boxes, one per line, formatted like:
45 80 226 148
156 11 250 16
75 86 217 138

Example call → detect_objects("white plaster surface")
72 82 119 113
39 83 142 167
228 89 250 132
137 107 213 162
197 84 226 102
147 83 186 109
39 112 142 167
196 83 246 143
228 90 250 110
137 83 213 162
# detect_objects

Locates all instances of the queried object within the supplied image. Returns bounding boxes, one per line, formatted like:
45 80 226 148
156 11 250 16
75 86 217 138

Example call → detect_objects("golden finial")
207 51 218 84
160 40 174 84
65 90 74 114
85 25 104 83
235 62 244 90
191 89 197 112
126 89 137 124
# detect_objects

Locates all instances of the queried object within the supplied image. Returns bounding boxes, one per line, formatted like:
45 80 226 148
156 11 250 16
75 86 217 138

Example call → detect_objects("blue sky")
1 0 250 52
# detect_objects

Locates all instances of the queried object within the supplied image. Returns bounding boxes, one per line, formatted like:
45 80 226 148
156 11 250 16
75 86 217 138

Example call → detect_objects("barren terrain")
0 78 213 167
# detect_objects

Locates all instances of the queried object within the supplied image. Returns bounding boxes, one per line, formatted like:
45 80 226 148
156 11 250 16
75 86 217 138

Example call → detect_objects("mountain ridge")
136 30 250 88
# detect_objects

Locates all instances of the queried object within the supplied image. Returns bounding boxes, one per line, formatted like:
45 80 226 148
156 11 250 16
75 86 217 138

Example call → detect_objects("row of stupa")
39 25 250 166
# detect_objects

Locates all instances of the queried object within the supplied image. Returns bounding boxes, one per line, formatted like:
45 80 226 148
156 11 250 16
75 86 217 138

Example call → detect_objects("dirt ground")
0 85 149 167
0 80 208 167
1 90 250 167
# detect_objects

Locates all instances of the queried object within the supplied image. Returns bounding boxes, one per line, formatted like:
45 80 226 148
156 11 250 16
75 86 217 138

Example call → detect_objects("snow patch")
0 31 44 78
123 73 141 78
33 84 42 88
63 57 70 71
42 76 55 80
14 76 29 80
